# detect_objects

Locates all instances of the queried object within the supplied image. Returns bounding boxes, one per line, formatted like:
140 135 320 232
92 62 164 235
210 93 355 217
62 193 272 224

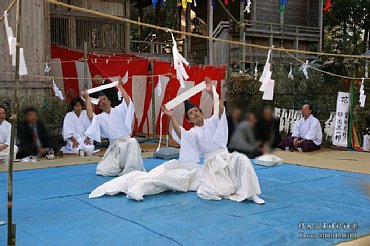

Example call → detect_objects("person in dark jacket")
91 75 120 107
16 107 53 159
226 107 242 146
228 113 265 159
255 106 281 149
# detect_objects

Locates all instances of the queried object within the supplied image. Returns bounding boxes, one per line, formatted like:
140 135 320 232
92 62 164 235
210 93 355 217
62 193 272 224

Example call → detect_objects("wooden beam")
318 0 323 51
239 0 245 71
125 0 130 53
216 0 239 25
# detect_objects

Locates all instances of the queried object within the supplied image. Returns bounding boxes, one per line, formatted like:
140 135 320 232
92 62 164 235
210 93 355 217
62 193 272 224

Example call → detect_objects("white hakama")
61 110 91 154
172 110 262 202
89 109 262 202
90 160 201 201
85 100 144 176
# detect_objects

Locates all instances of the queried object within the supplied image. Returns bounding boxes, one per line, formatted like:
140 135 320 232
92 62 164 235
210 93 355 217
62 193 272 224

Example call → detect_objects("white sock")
248 195 265 205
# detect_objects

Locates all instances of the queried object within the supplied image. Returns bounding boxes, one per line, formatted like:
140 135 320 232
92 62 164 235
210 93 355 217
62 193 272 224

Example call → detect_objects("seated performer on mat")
278 104 322 152
61 97 93 154
90 77 264 204
83 76 144 176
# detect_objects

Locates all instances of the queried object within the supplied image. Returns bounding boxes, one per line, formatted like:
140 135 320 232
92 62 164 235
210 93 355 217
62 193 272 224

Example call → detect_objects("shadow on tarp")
0 159 369 246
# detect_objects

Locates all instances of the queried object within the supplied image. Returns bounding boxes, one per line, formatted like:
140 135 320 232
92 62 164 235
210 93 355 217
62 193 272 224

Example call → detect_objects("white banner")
332 92 350 147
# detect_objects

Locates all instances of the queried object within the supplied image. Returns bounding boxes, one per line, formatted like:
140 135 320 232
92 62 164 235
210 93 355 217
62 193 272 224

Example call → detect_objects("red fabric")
323 0 332 11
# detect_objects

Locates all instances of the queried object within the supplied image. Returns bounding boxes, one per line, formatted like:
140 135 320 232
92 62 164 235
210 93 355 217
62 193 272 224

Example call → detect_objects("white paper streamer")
44 63 51 73
299 60 309 79
259 47 275 100
288 63 294 80
169 31 189 88
52 77 64 100
254 61 258 80
359 78 366 108
4 10 28 75
244 0 252 13
324 112 336 140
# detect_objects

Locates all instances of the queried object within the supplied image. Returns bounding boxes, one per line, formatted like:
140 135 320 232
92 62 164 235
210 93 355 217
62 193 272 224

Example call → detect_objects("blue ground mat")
0 159 369 246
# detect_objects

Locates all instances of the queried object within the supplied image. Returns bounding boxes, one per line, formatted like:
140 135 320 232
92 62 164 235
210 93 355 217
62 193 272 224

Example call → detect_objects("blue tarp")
0 159 369 246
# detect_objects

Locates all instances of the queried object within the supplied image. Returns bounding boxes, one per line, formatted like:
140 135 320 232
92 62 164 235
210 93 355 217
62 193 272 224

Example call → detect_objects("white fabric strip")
156 81 219 151
81 72 128 105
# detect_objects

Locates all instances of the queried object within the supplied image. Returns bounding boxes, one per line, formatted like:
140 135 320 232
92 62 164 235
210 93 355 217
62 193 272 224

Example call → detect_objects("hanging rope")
0 0 17 21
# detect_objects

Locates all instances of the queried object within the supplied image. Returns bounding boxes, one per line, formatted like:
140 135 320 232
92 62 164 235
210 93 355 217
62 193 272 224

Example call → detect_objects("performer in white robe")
0 106 17 160
90 77 264 204
84 76 144 176
61 97 92 154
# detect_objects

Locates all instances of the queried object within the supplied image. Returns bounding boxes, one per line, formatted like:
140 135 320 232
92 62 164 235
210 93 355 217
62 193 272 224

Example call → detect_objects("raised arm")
118 76 130 106
204 76 224 118
82 89 94 120
161 105 181 139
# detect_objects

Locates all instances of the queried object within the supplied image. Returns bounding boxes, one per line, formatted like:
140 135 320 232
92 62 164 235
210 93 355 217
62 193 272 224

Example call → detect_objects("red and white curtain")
51 45 226 135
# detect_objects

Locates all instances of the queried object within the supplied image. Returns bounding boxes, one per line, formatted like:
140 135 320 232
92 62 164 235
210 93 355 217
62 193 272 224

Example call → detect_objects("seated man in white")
61 97 93 154
90 77 264 204
0 106 17 160
84 76 144 176
278 104 322 152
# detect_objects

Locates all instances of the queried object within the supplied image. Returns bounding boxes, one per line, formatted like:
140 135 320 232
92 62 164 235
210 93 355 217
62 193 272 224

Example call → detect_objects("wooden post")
83 41 88 89
125 0 130 53
239 0 245 71
184 5 191 59
150 60 156 140
318 0 323 51
207 0 213 65
8 0 22 244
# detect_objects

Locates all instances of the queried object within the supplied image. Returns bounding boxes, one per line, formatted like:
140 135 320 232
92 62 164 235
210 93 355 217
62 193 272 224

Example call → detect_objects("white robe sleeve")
172 127 200 163
211 109 228 148
292 119 301 138
85 116 102 143
116 99 135 134
62 113 75 141
304 119 321 141
82 110 93 130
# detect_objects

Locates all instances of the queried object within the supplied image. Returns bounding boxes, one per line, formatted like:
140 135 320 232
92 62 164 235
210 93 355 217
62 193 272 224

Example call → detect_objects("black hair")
24 106 38 116
70 97 85 110
263 105 273 111
185 107 202 120
0 105 6 113
242 112 254 121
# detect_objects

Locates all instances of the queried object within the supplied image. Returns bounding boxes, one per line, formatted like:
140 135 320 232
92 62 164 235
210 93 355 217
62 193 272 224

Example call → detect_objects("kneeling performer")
84 76 144 176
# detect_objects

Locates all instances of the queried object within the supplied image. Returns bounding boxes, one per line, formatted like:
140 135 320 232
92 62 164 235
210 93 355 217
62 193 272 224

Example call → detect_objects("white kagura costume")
61 110 92 154
85 99 144 176
90 82 262 202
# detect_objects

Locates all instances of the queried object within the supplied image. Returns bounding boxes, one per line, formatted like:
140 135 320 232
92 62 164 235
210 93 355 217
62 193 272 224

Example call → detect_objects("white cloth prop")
299 60 309 79
4 11 28 75
254 154 282 167
52 78 64 100
96 137 144 176
288 63 294 80
82 72 128 105
155 75 167 97
89 160 202 201
324 112 336 141
170 31 189 88
244 0 252 13
254 61 258 80
359 78 366 108
332 92 350 148
194 0 197 7
61 110 92 154
259 47 275 100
